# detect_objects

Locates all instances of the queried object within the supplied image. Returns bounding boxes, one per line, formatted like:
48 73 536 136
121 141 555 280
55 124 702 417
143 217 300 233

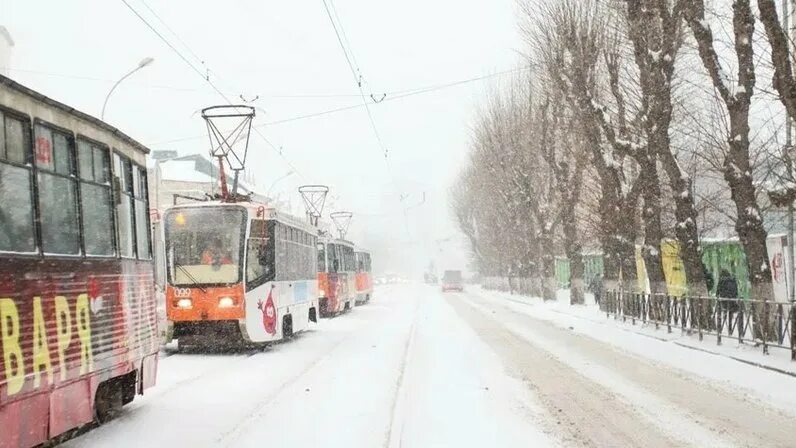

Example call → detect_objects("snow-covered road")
64 284 796 448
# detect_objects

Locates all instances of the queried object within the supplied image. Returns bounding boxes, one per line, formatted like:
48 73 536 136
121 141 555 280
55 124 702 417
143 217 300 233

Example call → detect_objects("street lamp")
101 57 155 121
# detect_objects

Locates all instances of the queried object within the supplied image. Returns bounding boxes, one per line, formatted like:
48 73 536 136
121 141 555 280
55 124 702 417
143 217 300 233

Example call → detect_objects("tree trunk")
638 154 667 295
563 216 585 304
726 114 774 334
540 233 557 301
658 149 708 297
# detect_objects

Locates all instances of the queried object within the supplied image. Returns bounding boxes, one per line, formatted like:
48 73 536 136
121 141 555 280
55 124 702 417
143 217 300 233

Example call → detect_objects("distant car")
441 270 464 292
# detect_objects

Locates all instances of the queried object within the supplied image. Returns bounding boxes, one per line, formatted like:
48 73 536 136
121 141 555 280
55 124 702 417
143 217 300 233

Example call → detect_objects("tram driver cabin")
0 74 159 448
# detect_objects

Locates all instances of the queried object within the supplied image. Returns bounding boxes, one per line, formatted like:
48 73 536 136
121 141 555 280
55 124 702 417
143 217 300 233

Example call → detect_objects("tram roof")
318 234 355 247
165 200 318 234
0 74 151 155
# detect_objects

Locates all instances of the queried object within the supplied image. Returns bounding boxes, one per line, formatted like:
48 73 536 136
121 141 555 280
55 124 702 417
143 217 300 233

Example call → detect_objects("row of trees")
453 0 796 304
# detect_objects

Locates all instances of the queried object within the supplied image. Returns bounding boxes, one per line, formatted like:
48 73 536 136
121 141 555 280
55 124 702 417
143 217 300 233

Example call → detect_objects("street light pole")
101 57 154 121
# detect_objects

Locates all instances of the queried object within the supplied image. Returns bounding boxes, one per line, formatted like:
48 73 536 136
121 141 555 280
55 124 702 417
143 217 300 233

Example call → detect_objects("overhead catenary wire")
119 0 307 182
148 65 532 146
138 0 205 67
320 0 389 160
328 0 361 77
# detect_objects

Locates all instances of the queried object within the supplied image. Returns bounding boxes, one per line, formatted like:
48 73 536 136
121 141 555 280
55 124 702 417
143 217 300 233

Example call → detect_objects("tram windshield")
165 207 246 286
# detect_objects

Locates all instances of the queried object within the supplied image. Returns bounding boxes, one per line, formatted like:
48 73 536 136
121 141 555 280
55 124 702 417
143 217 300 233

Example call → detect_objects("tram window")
35 125 79 255
78 140 114 256
327 243 337 273
0 165 35 252
53 133 72 174
82 183 114 255
5 117 26 164
34 125 54 170
317 243 326 272
246 221 274 290
0 113 35 252
38 171 79 254
113 153 135 258
134 166 151 259
77 140 110 183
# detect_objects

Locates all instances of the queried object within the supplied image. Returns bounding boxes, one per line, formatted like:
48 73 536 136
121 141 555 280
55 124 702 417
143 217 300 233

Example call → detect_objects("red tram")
0 75 158 448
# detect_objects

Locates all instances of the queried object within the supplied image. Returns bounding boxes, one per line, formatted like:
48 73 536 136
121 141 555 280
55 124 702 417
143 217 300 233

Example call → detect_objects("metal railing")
600 291 796 361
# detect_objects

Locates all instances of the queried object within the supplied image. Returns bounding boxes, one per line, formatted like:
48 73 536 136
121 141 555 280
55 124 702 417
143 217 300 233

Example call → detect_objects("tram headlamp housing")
177 299 192 309
218 297 235 308
319 289 325 298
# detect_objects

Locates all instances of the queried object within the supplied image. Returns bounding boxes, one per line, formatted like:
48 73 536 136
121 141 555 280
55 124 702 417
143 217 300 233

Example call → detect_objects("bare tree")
620 0 710 296
530 0 641 292
539 89 589 303
682 0 773 302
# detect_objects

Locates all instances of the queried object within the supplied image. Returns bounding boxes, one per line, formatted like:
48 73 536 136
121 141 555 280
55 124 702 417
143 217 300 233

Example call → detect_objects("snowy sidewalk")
473 286 796 414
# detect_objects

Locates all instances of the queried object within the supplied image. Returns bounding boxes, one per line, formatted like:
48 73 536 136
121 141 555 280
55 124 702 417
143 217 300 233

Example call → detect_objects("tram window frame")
343 246 352 272
76 137 116 257
317 242 326 272
327 243 338 273
34 121 81 256
113 152 137 259
133 165 151 260
0 108 37 255
246 219 275 291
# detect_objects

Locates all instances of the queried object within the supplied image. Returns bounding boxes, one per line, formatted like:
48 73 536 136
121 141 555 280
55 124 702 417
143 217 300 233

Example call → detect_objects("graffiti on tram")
0 272 157 399
0 294 93 396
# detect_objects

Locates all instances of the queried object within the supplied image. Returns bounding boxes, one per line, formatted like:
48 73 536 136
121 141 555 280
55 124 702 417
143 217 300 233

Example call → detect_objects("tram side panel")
0 258 159 447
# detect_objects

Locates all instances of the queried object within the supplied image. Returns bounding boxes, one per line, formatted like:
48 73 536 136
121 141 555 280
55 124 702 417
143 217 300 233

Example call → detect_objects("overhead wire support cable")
320 0 390 159
120 0 307 182
328 0 360 70
138 0 205 66
149 65 532 146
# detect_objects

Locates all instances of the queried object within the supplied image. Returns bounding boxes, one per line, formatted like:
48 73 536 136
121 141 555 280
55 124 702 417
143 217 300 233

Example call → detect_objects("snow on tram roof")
0 74 150 155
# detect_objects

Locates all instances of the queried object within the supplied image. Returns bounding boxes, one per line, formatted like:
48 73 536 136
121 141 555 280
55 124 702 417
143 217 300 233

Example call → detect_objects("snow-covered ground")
63 283 796 447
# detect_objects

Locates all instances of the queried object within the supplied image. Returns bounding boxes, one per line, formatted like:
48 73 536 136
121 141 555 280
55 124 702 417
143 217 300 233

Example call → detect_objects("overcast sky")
1 0 523 275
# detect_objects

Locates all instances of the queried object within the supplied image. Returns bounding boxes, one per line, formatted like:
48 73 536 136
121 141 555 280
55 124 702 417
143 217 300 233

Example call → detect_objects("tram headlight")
319 289 325 298
177 298 192 309
218 297 235 308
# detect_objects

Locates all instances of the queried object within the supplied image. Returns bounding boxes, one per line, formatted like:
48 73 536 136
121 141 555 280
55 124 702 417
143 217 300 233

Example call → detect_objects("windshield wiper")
173 263 207 293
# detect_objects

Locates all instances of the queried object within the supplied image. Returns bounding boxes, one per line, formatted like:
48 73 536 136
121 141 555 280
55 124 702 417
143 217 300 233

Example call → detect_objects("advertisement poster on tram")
766 235 789 303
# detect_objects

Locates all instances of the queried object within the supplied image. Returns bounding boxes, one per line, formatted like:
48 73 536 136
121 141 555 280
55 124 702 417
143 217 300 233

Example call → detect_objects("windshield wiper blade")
174 263 207 293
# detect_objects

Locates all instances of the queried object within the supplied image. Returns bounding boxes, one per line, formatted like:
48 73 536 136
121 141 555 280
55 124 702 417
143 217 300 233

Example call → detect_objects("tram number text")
173 288 192 298
0 295 94 396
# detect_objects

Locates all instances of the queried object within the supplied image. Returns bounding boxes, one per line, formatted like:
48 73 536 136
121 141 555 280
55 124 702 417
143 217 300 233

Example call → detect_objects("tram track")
218 288 420 447
383 305 419 448
215 329 359 446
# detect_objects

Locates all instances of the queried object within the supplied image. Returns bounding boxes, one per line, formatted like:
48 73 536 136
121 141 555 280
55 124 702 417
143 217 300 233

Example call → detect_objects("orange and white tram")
164 202 319 347
355 249 373 304
316 235 356 316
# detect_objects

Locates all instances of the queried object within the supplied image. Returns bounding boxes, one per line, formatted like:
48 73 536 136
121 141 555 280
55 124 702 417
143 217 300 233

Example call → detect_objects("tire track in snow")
217 305 409 446
448 293 713 448
383 317 418 448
